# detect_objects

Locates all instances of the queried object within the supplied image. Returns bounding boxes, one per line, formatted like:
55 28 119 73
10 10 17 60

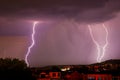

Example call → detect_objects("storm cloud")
0 0 120 23
0 0 120 67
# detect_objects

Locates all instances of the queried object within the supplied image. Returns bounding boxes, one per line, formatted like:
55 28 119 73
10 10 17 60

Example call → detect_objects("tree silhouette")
0 58 34 80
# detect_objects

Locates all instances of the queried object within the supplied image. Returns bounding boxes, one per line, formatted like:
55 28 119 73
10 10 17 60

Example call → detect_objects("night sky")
0 0 120 67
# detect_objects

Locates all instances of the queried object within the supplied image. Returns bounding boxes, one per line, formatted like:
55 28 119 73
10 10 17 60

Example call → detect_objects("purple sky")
0 0 120 67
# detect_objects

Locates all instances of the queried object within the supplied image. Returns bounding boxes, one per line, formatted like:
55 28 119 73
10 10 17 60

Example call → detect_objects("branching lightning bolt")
88 25 100 62
100 24 108 62
25 21 38 67
88 24 108 63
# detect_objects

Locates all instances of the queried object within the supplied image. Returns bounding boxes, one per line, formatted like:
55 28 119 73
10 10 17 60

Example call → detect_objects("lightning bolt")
88 24 108 62
25 21 38 67
88 25 101 62
100 24 108 62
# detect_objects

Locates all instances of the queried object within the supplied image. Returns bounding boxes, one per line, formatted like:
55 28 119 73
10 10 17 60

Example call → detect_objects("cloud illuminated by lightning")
25 21 38 67
88 24 108 62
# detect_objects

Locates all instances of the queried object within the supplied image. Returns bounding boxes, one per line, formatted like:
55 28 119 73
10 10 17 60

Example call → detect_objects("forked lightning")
88 24 108 62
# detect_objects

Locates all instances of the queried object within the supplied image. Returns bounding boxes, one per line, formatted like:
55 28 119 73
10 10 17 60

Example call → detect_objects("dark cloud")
0 0 120 23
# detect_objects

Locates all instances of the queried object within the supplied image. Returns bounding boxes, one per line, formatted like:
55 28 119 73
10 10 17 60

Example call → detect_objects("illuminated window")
88 77 95 80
